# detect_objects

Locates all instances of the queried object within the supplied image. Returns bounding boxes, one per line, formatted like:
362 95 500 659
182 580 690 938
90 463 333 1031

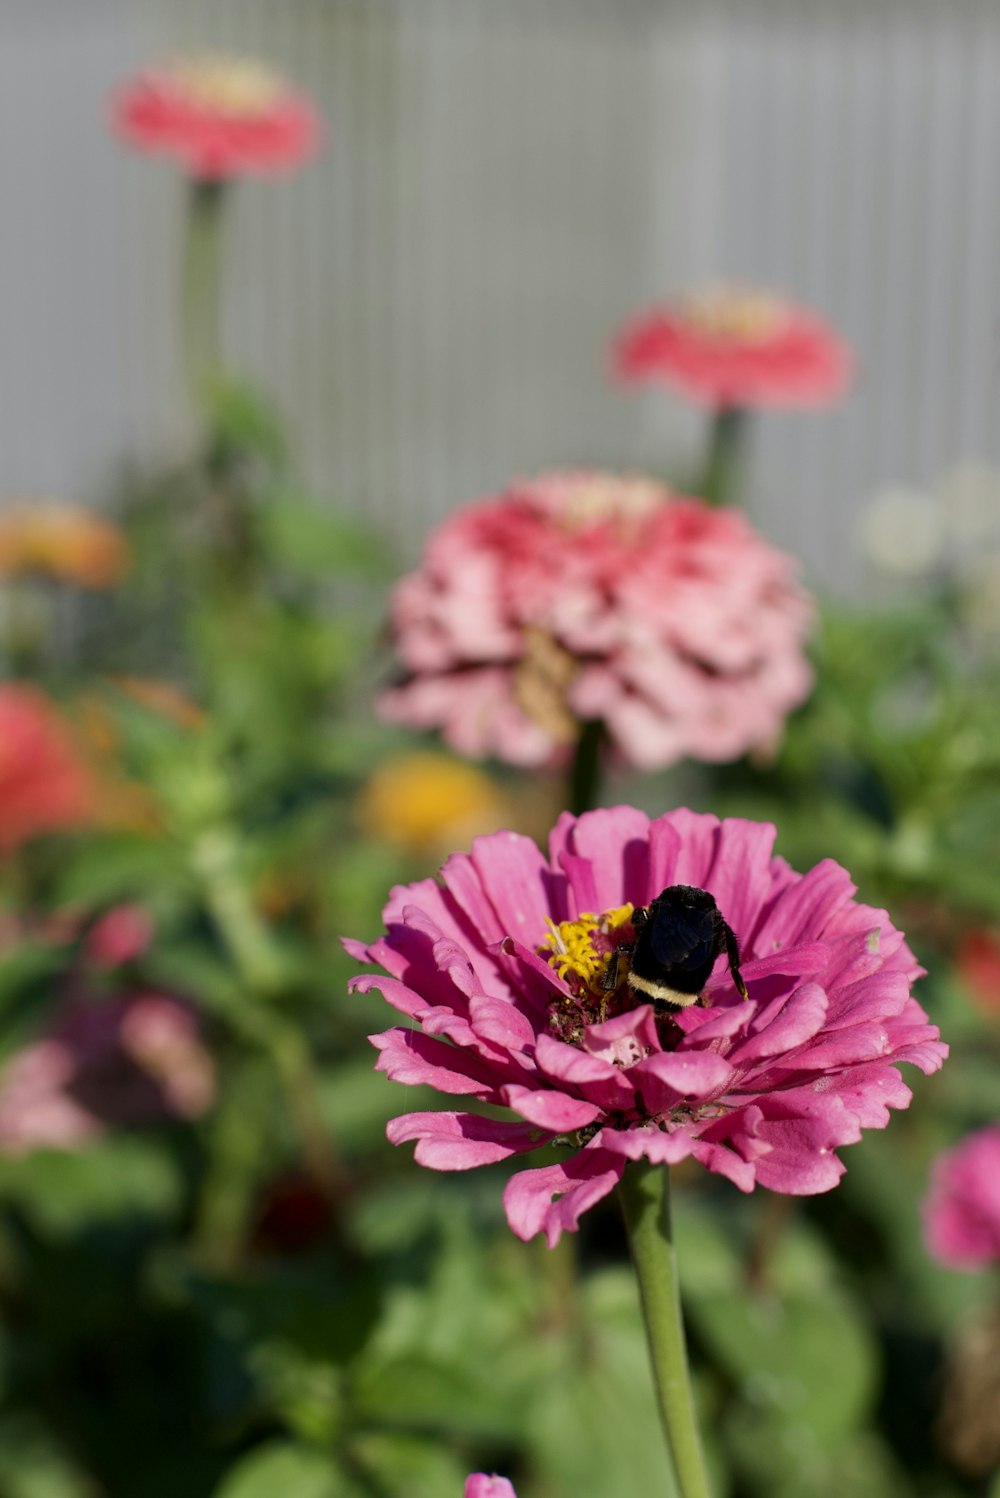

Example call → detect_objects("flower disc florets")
346 807 946 1246
379 470 813 770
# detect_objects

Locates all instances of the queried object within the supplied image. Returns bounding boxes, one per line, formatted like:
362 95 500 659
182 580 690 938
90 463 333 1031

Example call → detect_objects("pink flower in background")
0 993 216 1155
85 903 155 969
111 55 321 179
347 807 945 1246
923 1125 1000 1269
465 1477 517 1498
380 471 812 770
0 685 95 852
614 286 852 409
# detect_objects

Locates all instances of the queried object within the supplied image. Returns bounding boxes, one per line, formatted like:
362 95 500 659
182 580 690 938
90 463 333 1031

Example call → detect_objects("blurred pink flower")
380 471 812 770
923 1125 1000 1269
111 55 321 180
347 807 945 1246
614 286 852 410
465 1477 517 1498
0 685 95 852
0 993 216 1154
85 904 155 969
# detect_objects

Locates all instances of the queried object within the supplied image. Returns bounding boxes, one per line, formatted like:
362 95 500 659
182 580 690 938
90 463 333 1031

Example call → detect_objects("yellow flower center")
527 472 664 535
681 286 790 342
541 904 634 993
169 56 284 116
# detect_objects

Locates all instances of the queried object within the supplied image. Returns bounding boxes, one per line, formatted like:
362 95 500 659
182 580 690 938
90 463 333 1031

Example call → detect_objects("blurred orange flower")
113 676 206 731
0 505 129 589
358 751 510 858
0 685 96 851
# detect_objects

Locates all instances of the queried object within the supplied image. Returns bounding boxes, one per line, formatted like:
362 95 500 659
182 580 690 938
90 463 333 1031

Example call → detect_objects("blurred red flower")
111 55 321 180
955 929 1000 1016
614 286 852 410
0 685 95 851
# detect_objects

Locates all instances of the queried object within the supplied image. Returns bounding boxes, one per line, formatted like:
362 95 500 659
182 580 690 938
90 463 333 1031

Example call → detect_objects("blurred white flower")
857 485 946 576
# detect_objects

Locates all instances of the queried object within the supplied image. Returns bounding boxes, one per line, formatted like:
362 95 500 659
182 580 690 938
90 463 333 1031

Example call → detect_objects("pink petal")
469 994 537 1054
704 816 778 939
581 1006 662 1065
753 858 856 950
632 1049 735 1107
533 1033 635 1110
658 808 720 888
688 1137 757 1191
503 1147 625 1245
560 806 651 910
370 1029 502 1098
387 1111 543 1168
735 983 829 1065
465 1477 518 1498
502 1085 603 1132
469 830 555 943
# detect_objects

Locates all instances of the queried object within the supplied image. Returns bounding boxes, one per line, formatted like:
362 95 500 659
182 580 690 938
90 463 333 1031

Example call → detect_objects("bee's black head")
649 884 721 915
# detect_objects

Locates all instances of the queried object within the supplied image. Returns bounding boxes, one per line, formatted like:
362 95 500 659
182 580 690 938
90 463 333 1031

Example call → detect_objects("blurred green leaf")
0 1414 97 1498
259 496 391 580
211 1442 345 1498
0 1138 182 1236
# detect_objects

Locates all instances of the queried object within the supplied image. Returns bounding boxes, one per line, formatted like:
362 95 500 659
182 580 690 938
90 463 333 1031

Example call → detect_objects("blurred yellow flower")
0 505 129 588
358 752 510 856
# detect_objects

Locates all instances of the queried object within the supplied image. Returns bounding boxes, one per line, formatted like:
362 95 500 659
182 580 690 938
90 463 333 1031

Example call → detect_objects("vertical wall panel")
0 0 998 591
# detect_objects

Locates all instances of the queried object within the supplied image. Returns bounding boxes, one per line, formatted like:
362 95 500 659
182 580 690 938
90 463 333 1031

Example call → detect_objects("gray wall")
1 0 998 591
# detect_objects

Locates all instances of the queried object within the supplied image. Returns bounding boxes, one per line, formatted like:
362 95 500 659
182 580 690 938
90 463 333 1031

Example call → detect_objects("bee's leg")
722 920 749 1001
601 947 628 992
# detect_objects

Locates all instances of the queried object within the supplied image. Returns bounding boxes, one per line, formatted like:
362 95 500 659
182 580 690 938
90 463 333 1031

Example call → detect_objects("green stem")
699 405 747 508
619 1162 713 1498
191 828 289 1000
569 718 605 816
182 178 227 408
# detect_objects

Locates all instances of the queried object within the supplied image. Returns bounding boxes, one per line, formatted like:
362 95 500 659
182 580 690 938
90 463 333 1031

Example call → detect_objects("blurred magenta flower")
380 471 812 770
614 286 852 409
0 993 216 1154
923 1125 1000 1269
0 685 95 852
111 55 321 179
85 903 155 969
465 1477 517 1498
955 928 1000 1019
347 807 945 1246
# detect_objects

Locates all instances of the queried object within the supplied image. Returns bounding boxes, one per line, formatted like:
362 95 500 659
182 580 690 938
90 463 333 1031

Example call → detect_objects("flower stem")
619 1161 713 1498
569 718 605 816
182 178 227 408
699 405 747 508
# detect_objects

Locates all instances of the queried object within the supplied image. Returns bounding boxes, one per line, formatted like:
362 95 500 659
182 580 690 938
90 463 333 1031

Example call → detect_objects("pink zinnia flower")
380 471 812 770
347 807 946 1246
111 55 321 180
0 993 216 1154
614 286 852 409
465 1477 517 1498
923 1125 1000 1269
0 685 95 852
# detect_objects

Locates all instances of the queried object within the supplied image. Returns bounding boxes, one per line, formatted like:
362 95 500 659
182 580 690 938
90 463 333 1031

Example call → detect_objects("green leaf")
259 496 391 579
0 1414 97 1498
349 1432 470 1498
212 1443 347 1498
0 1138 182 1236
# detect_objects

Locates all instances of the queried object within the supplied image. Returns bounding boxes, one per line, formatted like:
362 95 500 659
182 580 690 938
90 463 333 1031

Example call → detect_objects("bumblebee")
604 884 748 1011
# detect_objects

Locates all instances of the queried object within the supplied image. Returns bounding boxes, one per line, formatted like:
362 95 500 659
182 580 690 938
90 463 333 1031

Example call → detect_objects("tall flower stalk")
699 405 747 509
182 178 227 404
619 1163 711 1498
